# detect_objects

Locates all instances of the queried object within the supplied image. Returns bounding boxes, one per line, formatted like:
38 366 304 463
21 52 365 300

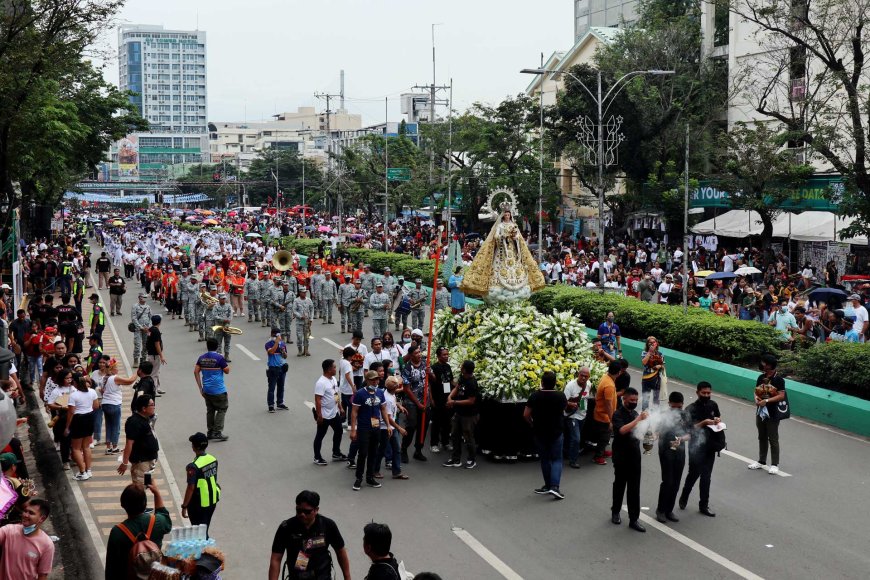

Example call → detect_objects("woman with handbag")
47 369 74 471
748 354 788 476
641 337 665 411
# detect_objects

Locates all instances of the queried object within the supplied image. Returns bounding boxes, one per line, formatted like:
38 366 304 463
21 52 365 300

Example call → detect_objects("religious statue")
461 193 545 302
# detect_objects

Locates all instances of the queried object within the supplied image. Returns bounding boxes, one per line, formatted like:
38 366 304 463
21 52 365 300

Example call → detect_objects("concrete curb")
583 328 870 438
23 385 103 580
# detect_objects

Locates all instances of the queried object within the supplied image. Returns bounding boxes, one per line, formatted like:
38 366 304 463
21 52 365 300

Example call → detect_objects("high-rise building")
574 0 638 40
109 24 208 181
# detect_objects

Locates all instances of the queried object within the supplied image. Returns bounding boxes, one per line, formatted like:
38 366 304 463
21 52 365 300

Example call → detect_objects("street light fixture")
521 66 675 286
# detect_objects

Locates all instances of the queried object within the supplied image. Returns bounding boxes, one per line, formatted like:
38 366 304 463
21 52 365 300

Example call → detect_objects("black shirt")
146 327 162 356
56 304 79 325
365 555 401 580
658 408 690 453
430 362 453 405
686 398 721 451
756 372 786 415
96 257 111 273
125 412 159 463
525 389 567 441
108 275 125 295
271 515 345 580
453 375 480 417
612 406 641 459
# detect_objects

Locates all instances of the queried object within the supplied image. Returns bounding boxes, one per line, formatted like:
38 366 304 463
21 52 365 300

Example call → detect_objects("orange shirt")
594 374 617 423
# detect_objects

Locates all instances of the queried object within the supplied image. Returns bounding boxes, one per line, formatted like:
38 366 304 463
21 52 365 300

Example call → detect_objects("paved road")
107 288 869 579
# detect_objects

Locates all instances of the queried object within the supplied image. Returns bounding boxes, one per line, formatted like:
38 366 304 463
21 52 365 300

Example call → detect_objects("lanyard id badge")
443 382 451 394
294 550 310 571
370 416 381 428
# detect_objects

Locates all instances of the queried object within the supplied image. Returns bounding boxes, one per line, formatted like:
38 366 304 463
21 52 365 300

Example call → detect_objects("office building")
574 0 637 40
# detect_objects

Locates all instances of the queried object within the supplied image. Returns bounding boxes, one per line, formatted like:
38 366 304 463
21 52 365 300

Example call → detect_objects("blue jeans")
376 429 402 476
92 406 104 442
565 418 584 462
27 355 42 385
266 366 287 407
102 404 121 446
536 434 564 489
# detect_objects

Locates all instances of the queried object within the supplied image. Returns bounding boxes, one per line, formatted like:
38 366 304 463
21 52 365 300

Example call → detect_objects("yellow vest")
193 453 220 507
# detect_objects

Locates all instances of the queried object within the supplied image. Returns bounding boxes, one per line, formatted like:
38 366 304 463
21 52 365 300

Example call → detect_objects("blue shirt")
196 351 228 395
265 339 287 368
448 274 465 310
597 322 620 349
352 386 386 431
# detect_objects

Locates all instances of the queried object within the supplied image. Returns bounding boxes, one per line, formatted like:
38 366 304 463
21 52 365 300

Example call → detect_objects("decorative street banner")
691 176 843 211
117 135 140 181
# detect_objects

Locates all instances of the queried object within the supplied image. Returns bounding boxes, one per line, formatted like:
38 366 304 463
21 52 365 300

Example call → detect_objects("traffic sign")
387 168 411 181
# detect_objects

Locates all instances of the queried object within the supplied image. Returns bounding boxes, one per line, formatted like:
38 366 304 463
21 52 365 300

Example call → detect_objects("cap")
376 281 384 287
384 267 391 271
0 452 19 471
0 284 10 289
199 283 207 288
188 432 209 446
271 327 282 335
365 370 379 381
45 326 57 333
218 293 227 299
397 275 404 280
411 328 423 337
848 293 861 300
415 278 422 283
315 265 322 270
138 292 147 298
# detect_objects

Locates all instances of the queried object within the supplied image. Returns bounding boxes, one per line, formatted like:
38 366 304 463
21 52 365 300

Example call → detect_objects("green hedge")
529 286 781 363
780 342 870 399
280 238 437 282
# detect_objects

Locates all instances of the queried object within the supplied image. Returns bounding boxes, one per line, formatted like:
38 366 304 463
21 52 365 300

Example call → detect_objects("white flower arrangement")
434 302 606 401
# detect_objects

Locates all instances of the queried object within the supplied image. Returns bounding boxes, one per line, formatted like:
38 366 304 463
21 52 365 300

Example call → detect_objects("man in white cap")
211 293 234 361
293 287 314 356
369 281 390 339
131 293 152 366
320 270 337 325
848 293 868 342
408 278 428 331
310 265 326 321
434 279 450 312
195 282 208 339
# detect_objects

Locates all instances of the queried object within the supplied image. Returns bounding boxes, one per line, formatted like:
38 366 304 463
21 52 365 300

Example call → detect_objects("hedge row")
529 285 781 363
280 238 438 283
779 342 870 400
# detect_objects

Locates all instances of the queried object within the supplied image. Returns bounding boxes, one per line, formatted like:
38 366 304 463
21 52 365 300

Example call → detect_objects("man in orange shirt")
592 361 623 466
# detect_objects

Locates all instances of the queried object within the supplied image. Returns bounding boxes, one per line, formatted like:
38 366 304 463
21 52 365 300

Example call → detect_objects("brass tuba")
211 325 244 335
200 290 218 308
272 250 293 271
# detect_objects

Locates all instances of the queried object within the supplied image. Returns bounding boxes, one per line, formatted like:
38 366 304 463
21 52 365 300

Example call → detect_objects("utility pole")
413 24 449 189
384 97 389 250
446 79 453 242
315 90 342 173
683 123 690 315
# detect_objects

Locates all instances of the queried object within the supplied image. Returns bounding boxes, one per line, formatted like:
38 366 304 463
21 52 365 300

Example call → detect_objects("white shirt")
68 388 98 415
658 282 674 303
345 343 368 378
650 267 663 283
853 305 869 338
338 359 355 395
363 350 385 370
563 379 590 421
382 389 398 430
100 375 123 406
314 375 340 420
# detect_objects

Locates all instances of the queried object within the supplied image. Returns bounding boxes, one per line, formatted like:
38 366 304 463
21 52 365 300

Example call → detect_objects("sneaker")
747 461 765 470
74 472 86 481
352 479 362 491
549 487 565 500
157 390 166 395
313 458 328 466
62 462 71 471
430 445 441 453
110 447 120 454
105 448 114 455
464 460 477 469
593 457 607 465
442 458 462 467
277 404 290 411
604 450 613 458
366 479 382 488
534 486 551 495
332 453 348 462
413 452 428 462
568 461 581 469
346 460 357 469
268 407 275 413
768 465 780 475
385 462 393 469
212 433 229 441
88 441 95 449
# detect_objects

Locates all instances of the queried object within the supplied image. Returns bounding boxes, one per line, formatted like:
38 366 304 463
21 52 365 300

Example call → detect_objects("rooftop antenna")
340 70 345 112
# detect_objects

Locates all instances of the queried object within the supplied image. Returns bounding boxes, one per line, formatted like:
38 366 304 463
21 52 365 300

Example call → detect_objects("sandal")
392 473 410 480
373 473 384 479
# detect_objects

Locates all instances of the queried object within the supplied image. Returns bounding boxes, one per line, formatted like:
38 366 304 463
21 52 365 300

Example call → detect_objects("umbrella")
304 225 316 232
345 217 356 222
245 232 262 238
350 234 365 241
185 215 200 222
734 266 762 276
227 211 238 217
695 270 715 278
112 220 125 226
706 271 736 281
317 225 331 232
203 219 219 225
200 210 215 216
808 287 848 303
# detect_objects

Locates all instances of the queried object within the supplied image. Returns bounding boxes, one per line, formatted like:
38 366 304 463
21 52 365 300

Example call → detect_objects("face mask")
607 317 614 322
401 338 409 344
781 306 788 312
23 524 38 535
625 402 638 410
698 395 711 402
366 385 376 392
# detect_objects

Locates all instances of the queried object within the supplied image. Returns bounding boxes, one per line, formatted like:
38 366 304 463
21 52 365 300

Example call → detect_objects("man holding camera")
265 327 289 413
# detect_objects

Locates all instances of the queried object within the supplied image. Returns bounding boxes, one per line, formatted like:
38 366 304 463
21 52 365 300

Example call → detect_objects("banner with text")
691 177 843 212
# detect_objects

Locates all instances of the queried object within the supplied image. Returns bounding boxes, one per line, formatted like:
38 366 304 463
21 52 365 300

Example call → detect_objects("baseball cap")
415 278 422 283
188 432 209 446
376 281 384 287
218 293 227 299
365 370 379 381
848 293 861 300
0 452 20 471
138 292 147 298
411 328 423 337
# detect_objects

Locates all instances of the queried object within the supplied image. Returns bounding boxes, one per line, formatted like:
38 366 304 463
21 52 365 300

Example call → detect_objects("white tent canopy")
691 210 868 245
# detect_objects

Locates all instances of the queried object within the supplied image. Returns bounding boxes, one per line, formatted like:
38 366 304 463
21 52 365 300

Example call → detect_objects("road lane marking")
627 508 765 580
303 401 315 410
322 337 343 349
721 450 792 477
452 527 523 580
236 344 261 361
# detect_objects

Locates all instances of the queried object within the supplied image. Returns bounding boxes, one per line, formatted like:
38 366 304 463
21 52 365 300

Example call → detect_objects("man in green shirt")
105 483 172 579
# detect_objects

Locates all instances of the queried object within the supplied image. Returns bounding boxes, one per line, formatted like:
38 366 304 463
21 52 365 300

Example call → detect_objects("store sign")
691 177 843 211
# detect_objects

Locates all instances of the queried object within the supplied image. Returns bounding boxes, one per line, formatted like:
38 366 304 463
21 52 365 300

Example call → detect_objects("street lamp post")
521 67 674 286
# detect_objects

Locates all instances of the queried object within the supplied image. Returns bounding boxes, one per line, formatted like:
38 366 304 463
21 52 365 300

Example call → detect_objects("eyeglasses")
295 507 315 515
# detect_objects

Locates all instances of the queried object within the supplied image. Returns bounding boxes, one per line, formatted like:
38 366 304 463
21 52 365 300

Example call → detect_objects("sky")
96 0 573 126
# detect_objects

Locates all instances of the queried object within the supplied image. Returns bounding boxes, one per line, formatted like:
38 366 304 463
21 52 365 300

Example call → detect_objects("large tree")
0 0 145 236
728 0 870 239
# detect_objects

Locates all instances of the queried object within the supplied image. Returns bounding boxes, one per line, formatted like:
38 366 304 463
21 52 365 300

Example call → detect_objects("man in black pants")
611 387 648 532
429 347 454 454
679 381 721 517
656 391 690 523
349 371 390 491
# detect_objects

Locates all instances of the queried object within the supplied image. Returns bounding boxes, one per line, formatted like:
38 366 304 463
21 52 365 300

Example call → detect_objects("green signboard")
387 167 411 181
691 177 843 211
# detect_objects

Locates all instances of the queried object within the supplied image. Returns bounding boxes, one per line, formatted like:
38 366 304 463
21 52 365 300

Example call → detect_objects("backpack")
707 428 727 455
117 514 163 579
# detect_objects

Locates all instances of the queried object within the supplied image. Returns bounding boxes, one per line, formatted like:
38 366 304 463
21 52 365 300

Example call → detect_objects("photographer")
265 327 289 413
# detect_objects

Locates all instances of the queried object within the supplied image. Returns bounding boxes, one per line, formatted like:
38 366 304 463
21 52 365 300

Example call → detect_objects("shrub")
782 342 870 399
529 285 781 363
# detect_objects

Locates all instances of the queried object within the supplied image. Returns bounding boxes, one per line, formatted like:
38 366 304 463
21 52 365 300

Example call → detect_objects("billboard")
117 135 140 181
691 177 843 211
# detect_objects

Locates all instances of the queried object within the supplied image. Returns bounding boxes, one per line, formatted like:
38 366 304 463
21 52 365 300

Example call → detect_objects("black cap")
189 432 209 445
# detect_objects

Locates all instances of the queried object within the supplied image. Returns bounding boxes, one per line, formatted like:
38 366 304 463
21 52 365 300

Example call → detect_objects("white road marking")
452 527 523 580
303 401 315 410
236 344 261 361
627 508 765 580
322 337 343 350
721 450 792 477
